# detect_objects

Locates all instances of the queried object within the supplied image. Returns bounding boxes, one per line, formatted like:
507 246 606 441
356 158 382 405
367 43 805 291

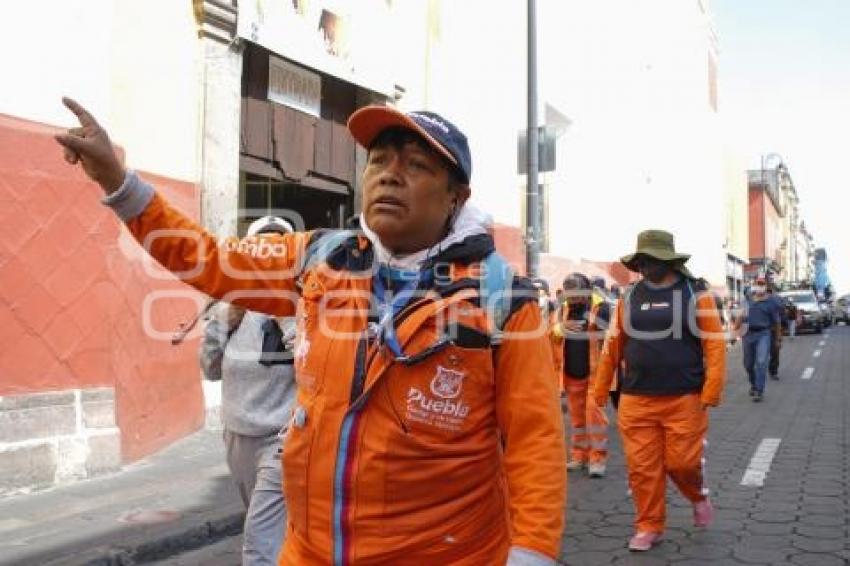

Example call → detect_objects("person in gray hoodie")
200 215 298 565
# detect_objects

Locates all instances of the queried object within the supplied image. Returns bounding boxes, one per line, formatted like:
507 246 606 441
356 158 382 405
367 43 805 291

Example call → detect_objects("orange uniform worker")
593 230 726 552
532 279 565 390
559 273 609 478
57 99 566 565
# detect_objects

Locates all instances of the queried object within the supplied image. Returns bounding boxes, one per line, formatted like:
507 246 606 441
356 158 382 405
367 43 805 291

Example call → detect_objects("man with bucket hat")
56 98 566 565
593 230 727 552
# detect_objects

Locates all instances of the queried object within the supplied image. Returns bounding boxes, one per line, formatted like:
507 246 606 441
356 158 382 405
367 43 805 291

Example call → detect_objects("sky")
712 0 850 293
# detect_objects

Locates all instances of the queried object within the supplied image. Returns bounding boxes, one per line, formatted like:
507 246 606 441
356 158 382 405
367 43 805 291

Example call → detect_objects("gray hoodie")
200 304 296 437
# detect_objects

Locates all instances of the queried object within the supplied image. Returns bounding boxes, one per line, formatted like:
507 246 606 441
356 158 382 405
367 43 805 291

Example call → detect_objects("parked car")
820 301 835 327
836 297 850 325
779 290 824 333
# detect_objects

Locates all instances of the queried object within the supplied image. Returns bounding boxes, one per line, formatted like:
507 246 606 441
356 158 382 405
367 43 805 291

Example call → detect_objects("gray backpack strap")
480 252 514 344
623 282 638 305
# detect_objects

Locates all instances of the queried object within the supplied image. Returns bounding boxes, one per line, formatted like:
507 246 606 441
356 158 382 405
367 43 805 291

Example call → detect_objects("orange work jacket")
124 188 566 565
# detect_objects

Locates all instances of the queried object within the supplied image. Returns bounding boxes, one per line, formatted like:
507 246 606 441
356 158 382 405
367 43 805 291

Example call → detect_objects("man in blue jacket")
735 278 780 402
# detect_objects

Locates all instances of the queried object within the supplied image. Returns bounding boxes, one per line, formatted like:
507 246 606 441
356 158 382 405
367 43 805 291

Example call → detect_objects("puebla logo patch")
430 366 465 399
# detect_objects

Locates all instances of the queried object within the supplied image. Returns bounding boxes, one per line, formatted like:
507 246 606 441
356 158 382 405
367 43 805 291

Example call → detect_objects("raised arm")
56 97 304 316
695 293 727 407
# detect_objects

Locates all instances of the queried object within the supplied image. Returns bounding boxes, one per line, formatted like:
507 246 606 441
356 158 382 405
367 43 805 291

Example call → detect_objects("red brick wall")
540 256 637 295
748 188 765 259
492 223 526 275
490 222 638 291
0 114 204 462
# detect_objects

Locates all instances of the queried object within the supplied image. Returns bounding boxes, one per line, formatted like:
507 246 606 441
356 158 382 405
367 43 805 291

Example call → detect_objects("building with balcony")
0 0 431 492
745 160 811 289
746 166 786 281
797 221 815 284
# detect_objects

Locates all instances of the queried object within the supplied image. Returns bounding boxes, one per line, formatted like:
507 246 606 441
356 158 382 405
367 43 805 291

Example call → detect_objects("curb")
40 510 245 566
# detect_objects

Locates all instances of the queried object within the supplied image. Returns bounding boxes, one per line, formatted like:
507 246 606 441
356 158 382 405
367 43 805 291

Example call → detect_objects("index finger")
62 97 99 128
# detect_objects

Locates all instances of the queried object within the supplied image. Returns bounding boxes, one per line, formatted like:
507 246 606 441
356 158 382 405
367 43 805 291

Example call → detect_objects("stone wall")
0 113 205 466
0 388 121 495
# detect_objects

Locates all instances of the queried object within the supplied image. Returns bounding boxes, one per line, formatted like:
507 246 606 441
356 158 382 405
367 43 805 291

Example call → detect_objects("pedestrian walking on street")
199 216 297 566
784 296 798 340
734 277 780 402
593 230 727 552
560 273 610 478
533 279 565 394
56 98 566 566
766 285 786 379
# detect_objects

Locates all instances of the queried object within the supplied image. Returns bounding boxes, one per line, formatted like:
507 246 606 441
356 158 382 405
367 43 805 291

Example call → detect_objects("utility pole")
525 0 540 277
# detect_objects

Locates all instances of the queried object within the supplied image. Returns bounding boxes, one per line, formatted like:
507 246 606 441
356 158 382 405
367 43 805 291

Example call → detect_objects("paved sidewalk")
0 429 243 566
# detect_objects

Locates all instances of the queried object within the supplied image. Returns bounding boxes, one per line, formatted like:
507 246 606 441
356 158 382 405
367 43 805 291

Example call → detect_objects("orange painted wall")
491 222 637 292
492 223 526 275
748 188 766 259
0 114 204 462
539 256 638 295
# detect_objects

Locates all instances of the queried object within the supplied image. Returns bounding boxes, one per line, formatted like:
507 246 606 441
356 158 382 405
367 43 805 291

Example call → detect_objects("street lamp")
525 0 540 277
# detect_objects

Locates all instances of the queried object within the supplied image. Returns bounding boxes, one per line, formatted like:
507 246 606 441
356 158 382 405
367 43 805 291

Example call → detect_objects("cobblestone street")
155 327 850 565
560 326 850 565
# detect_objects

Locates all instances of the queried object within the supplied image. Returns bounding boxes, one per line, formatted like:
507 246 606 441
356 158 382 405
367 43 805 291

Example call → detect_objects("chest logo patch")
430 366 465 399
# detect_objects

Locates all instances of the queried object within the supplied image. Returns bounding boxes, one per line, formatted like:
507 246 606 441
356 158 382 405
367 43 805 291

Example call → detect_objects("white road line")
814 350 822 357
818 340 826 347
741 438 782 487
801 367 815 380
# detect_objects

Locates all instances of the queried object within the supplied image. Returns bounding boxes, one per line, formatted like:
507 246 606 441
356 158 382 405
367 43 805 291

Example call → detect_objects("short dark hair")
563 273 591 291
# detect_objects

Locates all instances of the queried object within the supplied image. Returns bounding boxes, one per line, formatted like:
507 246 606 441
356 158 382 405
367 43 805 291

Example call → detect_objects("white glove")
506 546 556 566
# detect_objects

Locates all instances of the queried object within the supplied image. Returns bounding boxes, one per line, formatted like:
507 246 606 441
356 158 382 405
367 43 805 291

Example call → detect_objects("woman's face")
635 255 673 284
362 130 468 254
562 280 590 307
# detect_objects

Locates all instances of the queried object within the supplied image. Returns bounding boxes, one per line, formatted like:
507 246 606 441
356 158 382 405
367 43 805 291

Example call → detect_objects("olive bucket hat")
621 230 693 278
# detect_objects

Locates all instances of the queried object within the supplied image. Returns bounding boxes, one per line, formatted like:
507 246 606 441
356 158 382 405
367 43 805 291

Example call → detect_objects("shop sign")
268 56 321 117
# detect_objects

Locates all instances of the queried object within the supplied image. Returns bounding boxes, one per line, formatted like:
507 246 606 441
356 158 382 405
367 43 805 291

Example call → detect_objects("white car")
779 291 824 334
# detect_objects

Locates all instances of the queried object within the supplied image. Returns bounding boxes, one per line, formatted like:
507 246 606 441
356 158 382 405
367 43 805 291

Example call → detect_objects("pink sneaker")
628 531 663 551
693 498 715 527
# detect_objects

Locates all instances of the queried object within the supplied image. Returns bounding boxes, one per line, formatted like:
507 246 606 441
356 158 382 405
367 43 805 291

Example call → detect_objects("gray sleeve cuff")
506 547 556 566
100 170 155 221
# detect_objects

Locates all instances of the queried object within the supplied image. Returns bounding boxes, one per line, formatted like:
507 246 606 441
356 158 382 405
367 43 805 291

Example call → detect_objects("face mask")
638 258 670 283
752 285 766 295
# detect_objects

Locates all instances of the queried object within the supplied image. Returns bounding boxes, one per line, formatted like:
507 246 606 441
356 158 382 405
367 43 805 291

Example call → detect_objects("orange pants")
618 393 709 533
564 375 609 464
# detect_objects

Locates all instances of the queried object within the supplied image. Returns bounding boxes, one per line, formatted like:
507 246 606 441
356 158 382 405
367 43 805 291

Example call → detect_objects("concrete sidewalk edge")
44 510 245 565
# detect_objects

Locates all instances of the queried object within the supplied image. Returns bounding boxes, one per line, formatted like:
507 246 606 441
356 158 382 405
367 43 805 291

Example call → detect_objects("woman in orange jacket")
559 273 609 478
593 230 726 552
57 99 566 565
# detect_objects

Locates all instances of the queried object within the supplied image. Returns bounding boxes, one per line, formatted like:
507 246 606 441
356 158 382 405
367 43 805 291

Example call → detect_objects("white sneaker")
566 460 585 472
588 463 606 478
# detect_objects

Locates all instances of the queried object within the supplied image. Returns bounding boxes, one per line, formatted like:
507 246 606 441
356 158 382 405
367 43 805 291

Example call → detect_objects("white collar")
358 205 492 271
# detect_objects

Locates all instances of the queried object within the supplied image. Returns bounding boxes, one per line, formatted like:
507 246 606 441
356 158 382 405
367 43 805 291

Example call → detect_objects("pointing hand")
55 97 126 194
